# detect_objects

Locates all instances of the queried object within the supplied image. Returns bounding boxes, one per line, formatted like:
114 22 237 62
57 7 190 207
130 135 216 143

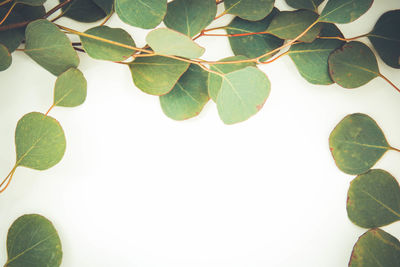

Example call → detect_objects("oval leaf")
25 19 79 76
319 0 373 24
129 56 190 95
217 66 270 124
0 43 12 71
285 0 323 11
6 214 62 267
116 0 167 29
349 228 400 267
146 28 205 59
81 26 136 62
60 0 107 22
54 68 87 107
347 169 400 228
329 113 390 175
328 41 379 88
15 112 66 170
224 0 275 21
160 64 209 120
368 10 400 69
163 0 217 37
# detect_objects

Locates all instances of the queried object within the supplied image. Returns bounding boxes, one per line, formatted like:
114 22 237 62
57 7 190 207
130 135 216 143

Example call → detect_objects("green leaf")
80 26 136 62
267 10 322 43
116 0 167 29
347 169 400 228
329 113 390 175
288 23 345 85
208 56 255 102
160 64 209 120
349 228 400 267
0 43 12 71
217 66 270 124
146 28 205 59
285 0 323 11
226 8 284 61
163 0 217 37
16 0 46 6
368 10 400 69
15 112 66 170
92 0 113 14
224 0 275 21
14 5 46 20
129 56 190 95
0 7 25 52
25 19 79 76
328 41 379 88
54 68 87 107
5 214 62 267
319 0 373 24
60 0 107 22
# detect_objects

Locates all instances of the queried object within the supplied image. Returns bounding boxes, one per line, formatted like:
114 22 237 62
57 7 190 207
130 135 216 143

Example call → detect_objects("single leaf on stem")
54 68 87 107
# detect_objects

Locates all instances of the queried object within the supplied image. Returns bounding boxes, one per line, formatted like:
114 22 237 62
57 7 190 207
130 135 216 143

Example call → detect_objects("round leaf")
285 0 323 11
347 169 400 228
146 28 205 59
160 64 209 120
368 10 400 69
163 0 217 37
328 41 379 88
319 0 373 24
6 214 62 267
15 112 66 170
25 19 79 76
60 0 107 22
329 113 390 175
224 0 275 21
116 0 167 29
0 43 12 71
349 228 400 267
217 66 271 124
54 68 87 107
81 26 136 62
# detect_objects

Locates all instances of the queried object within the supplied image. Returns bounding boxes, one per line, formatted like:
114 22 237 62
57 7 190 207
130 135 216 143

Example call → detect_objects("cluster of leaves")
0 0 399 266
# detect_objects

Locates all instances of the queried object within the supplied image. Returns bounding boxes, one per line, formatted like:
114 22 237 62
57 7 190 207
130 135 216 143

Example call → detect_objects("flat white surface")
1 1 400 266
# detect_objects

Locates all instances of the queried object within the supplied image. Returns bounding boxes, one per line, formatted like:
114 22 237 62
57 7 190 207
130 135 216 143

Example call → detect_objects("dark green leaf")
14 5 46 20
285 0 323 11
347 169 400 228
329 113 390 175
0 7 25 52
81 26 136 62
328 41 379 88
116 0 167 29
319 0 373 24
60 0 107 22
368 10 400 69
129 56 190 95
5 214 62 267
0 43 12 71
160 64 209 120
164 0 217 37
224 0 275 21
25 19 79 76
54 68 87 107
15 112 66 170
349 228 400 267
16 0 46 6
92 0 113 14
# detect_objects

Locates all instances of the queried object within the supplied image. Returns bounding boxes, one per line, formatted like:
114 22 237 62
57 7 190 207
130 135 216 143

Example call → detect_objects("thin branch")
0 0 12 7
0 2 16 25
318 33 368 42
379 73 400 94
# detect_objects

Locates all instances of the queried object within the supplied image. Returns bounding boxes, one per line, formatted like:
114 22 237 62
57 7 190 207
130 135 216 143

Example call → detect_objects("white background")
1 1 400 266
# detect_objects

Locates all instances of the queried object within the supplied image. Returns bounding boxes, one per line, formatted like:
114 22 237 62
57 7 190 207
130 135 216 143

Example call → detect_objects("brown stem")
99 11 113 26
390 146 400 153
260 51 290 64
379 73 400 94
318 33 368 42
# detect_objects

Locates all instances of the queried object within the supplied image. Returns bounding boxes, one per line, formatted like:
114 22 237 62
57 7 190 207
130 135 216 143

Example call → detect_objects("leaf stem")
390 146 400 153
99 11 114 26
260 51 290 64
0 2 16 26
0 164 17 193
379 73 400 94
318 33 368 42
45 104 55 116
0 0 12 6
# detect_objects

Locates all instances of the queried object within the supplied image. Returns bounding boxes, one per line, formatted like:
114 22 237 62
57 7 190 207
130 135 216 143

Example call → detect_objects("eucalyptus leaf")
116 0 167 29
0 7 25 52
208 56 255 102
25 19 79 76
368 10 400 69
60 0 107 22
349 228 400 267
14 5 46 20
347 169 400 228
217 66 270 124
146 28 205 59
5 214 62 267
329 113 390 175
92 0 113 14
328 41 379 88
81 26 136 62
129 56 190 95
285 0 323 11
319 0 373 24
15 112 66 170
0 43 12 71
267 10 322 43
226 8 284 61
54 68 87 107
160 64 209 120
224 0 275 21
163 0 217 37
15 0 46 6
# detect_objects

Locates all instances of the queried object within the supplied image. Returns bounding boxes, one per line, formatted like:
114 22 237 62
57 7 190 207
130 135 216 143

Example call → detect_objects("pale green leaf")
54 68 87 107
319 0 373 24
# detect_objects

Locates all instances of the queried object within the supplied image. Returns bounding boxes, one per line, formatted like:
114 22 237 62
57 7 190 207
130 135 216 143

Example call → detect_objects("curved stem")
0 2 16 26
99 11 114 26
379 73 400 94
260 51 290 64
